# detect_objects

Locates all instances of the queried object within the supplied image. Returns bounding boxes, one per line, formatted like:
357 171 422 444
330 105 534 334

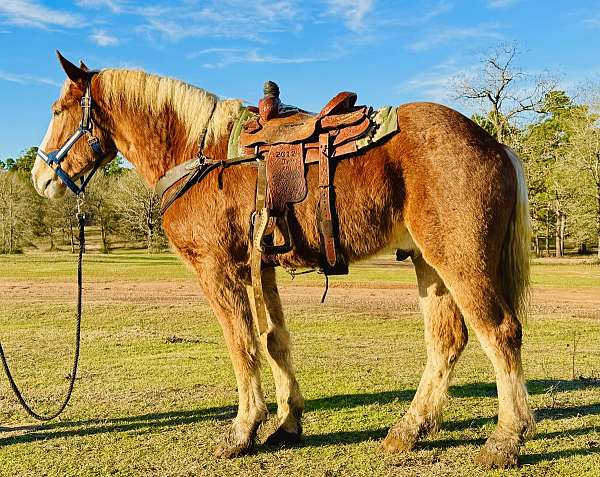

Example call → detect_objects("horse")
31 53 534 468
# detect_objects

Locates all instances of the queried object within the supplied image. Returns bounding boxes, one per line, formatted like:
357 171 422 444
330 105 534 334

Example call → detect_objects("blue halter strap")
37 75 114 195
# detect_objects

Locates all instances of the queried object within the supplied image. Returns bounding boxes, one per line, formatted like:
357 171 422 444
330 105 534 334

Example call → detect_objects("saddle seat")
240 90 371 155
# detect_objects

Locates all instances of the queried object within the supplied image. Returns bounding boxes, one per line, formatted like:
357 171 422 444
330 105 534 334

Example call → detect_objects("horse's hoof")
264 426 301 447
381 427 418 453
213 426 254 459
213 440 253 459
475 436 520 469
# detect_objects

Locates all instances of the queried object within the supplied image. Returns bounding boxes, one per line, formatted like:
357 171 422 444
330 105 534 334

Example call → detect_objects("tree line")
0 150 166 254
1 44 599 257
454 44 599 258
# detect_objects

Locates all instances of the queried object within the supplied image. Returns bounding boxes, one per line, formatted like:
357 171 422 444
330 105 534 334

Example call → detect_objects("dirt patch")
1 278 597 318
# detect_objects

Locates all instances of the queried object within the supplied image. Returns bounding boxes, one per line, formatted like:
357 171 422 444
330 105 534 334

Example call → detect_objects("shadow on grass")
0 404 238 446
449 378 600 399
522 445 600 465
1 378 599 456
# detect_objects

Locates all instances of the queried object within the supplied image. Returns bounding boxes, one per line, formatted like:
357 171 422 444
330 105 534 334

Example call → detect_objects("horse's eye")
52 109 61 117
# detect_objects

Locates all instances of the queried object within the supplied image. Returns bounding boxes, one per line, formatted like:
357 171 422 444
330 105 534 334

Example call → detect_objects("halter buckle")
81 95 91 108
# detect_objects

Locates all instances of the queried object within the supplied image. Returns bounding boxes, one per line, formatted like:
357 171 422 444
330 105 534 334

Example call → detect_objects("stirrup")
261 211 293 255
249 209 293 255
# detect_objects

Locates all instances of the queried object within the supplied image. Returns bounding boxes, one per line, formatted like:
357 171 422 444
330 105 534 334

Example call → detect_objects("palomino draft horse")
31 53 534 468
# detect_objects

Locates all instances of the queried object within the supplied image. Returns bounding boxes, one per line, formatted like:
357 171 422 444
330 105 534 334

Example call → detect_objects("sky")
0 0 599 160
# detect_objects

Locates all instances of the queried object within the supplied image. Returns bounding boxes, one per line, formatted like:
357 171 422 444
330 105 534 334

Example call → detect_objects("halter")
36 74 114 195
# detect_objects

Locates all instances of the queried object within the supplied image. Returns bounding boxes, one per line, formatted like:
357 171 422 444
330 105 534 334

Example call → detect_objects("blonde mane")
94 69 242 147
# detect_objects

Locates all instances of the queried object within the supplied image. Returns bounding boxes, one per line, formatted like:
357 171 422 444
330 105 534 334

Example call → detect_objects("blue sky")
0 0 599 160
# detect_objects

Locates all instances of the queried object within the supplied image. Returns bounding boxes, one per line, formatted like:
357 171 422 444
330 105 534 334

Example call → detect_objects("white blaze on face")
31 116 66 199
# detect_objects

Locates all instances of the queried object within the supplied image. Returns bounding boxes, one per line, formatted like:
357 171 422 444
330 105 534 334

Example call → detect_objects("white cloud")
135 1 299 42
190 48 319 69
396 71 456 103
76 0 124 14
487 0 519 8
408 24 503 51
377 1 453 29
422 1 454 22
583 15 600 28
91 29 119 46
0 70 61 87
187 48 245 59
0 0 82 28
325 0 374 32
394 58 478 106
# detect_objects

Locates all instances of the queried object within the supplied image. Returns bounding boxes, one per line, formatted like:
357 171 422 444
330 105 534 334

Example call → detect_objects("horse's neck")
106 100 230 187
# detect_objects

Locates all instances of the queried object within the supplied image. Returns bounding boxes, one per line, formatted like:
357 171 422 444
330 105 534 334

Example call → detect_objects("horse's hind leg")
382 254 468 452
196 261 268 458
248 267 304 445
445 274 534 468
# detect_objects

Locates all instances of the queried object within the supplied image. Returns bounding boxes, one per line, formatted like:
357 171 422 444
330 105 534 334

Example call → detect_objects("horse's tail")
501 146 531 323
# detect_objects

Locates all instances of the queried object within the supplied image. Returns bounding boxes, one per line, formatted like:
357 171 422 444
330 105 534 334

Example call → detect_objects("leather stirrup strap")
251 159 269 335
318 133 338 267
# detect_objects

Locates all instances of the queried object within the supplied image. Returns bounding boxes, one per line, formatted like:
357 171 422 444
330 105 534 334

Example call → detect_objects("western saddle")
239 81 377 334
241 81 373 270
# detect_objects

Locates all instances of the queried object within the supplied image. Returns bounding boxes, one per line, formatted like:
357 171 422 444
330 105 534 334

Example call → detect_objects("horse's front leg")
248 267 304 445
196 260 268 458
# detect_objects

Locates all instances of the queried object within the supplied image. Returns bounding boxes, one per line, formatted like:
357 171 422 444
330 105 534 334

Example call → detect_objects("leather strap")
36 77 116 196
155 156 206 200
250 159 269 335
318 133 337 268
156 154 257 215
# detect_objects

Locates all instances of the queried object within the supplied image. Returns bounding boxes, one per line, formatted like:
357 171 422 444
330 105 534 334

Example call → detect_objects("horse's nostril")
44 179 52 191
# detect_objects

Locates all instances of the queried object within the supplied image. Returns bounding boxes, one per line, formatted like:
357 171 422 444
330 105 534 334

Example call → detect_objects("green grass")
0 252 598 288
0 253 599 476
0 252 195 281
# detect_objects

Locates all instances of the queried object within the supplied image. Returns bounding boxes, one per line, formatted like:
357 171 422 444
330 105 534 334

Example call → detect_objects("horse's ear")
79 60 89 72
56 50 87 86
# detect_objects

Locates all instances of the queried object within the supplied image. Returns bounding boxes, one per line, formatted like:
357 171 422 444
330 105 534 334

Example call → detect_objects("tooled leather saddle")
241 81 375 276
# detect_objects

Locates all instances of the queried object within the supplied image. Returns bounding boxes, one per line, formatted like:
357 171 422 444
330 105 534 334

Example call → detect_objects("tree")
565 109 600 257
1 147 38 177
454 43 555 145
85 172 120 253
104 154 127 176
520 91 590 256
114 170 166 251
0 171 34 253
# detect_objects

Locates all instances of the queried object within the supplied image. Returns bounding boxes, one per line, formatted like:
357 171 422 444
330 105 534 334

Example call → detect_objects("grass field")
0 252 599 476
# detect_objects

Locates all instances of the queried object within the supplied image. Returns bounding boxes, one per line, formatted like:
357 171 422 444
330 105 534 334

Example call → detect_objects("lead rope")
0 197 85 421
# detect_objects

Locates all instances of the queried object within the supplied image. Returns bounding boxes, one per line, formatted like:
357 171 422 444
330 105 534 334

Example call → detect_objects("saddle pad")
265 143 307 213
355 106 398 149
227 108 255 159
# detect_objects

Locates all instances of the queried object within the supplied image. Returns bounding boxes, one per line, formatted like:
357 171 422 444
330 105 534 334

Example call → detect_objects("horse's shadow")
1 378 599 464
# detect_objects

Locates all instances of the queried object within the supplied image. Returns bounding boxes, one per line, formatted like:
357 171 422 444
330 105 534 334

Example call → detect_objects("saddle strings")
284 267 330 303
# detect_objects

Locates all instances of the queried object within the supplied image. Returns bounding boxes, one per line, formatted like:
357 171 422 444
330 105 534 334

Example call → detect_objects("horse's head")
31 51 116 199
